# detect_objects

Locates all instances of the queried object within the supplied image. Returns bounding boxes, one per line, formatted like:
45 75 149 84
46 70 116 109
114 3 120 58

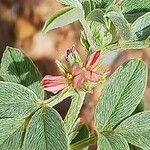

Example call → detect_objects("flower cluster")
42 47 105 94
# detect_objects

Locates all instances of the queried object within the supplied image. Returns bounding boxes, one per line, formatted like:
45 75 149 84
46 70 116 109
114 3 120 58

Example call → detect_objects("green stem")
70 133 97 150
43 88 74 107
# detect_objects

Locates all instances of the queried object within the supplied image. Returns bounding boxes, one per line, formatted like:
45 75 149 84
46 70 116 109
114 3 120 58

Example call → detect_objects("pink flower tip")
86 51 101 70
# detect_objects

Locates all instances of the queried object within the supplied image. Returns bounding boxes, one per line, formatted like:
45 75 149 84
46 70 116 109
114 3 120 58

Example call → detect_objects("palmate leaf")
116 111 150 149
0 47 44 99
97 134 130 150
96 59 147 131
131 12 150 40
23 107 68 150
43 7 83 32
0 118 24 150
0 81 39 118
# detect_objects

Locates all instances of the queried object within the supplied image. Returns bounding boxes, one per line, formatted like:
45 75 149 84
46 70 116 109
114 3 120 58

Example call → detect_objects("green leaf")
71 124 89 144
131 12 150 40
64 91 86 134
122 0 150 23
96 59 147 131
43 7 83 32
0 81 39 118
81 20 98 50
107 134 130 150
91 0 113 8
80 31 90 51
47 88 75 107
97 134 130 150
116 111 150 149
124 10 149 23
104 41 149 53
0 118 24 150
23 107 68 150
133 99 144 114
0 46 44 99
129 144 142 150
86 9 105 24
81 0 93 18
105 11 132 40
122 0 150 13
97 134 112 150
58 0 83 10
85 21 112 50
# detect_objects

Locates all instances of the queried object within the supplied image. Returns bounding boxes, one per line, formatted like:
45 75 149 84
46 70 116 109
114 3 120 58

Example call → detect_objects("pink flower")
86 51 101 71
42 75 68 94
42 48 101 94
84 51 101 82
42 64 84 94
71 63 84 88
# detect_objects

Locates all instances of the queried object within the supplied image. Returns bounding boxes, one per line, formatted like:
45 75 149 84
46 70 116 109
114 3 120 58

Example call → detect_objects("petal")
86 51 101 70
42 75 66 82
41 75 68 93
72 73 84 88
84 70 99 82
44 83 67 94
71 63 83 76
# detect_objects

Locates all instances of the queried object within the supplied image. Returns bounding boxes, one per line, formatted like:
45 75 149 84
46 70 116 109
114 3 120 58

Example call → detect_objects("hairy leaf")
131 12 150 40
0 118 24 150
105 11 131 40
96 60 147 130
43 7 83 32
122 0 150 13
97 134 129 150
97 134 112 150
91 0 113 8
23 107 68 150
116 111 150 149
64 91 86 134
0 47 44 99
86 21 112 50
81 0 93 18
0 81 39 118
58 0 83 10
86 9 105 24
104 41 149 52
107 134 130 150
124 11 149 23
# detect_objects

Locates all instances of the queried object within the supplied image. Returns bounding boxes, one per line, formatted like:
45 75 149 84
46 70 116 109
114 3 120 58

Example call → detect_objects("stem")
43 88 74 107
70 130 116 149
70 133 97 150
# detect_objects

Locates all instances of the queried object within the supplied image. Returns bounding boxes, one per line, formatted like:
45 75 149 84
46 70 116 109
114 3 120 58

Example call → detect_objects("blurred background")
0 0 150 125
